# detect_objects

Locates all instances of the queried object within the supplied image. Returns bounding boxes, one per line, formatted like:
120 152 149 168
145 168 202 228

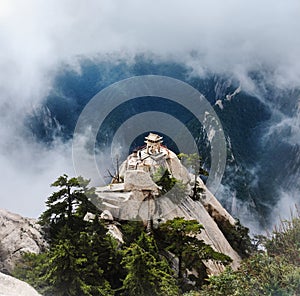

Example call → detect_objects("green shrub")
199 212 300 296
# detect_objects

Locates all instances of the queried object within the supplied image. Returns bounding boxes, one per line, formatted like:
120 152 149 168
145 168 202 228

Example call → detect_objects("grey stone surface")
0 272 40 296
124 170 160 193
0 209 47 274
166 150 191 184
96 146 242 274
156 195 241 273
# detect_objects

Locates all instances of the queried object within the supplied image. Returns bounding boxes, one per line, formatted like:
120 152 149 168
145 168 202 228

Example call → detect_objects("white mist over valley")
0 0 300 233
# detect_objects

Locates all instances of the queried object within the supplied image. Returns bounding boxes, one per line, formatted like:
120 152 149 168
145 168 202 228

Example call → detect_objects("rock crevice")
0 209 47 274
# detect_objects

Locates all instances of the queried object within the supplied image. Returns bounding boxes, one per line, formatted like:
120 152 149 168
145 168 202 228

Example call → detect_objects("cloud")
272 188 300 226
1 0 300 99
0 0 300 219
0 122 74 217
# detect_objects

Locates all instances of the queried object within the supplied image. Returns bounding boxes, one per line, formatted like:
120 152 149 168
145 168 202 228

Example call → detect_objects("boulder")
124 170 160 193
0 209 47 274
0 272 40 296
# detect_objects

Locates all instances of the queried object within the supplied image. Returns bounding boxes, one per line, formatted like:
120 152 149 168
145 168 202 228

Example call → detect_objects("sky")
0 0 300 223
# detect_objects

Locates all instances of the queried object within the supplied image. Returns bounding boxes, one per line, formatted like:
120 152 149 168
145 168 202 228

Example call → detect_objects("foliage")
14 175 120 296
13 252 49 294
155 217 232 291
120 220 145 247
121 232 179 296
178 153 208 201
14 231 115 296
264 210 300 266
39 174 99 241
199 254 300 296
153 168 187 204
189 181 204 201
153 167 178 193
14 175 241 296
182 292 201 296
215 215 253 259
178 153 209 177
199 212 300 296
42 234 113 296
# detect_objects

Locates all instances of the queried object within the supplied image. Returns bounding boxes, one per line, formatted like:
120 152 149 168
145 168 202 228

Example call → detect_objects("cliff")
0 209 47 274
94 137 242 274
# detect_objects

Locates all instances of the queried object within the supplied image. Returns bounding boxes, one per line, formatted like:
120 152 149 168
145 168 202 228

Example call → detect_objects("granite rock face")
0 272 40 296
0 209 47 274
0 133 241 279
157 185 241 273
95 141 242 274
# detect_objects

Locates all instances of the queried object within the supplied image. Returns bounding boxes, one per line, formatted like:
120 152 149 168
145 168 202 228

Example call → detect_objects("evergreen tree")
156 217 232 289
121 232 179 296
87 217 125 290
39 174 98 241
215 218 253 258
15 227 114 296
120 220 145 246
13 252 50 294
15 175 119 296
42 227 113 296
154 168 187 204
178 153 208 201
154 168 178 194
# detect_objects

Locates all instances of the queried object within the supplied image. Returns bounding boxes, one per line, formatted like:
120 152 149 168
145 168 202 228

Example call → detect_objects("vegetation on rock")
14 175 234 296
153 168 187 204
178 153 208 201
15 175 117 295
195 209 300 296
154 217 231 290
121 232 179 296
13 175 300 295
205 204 253 259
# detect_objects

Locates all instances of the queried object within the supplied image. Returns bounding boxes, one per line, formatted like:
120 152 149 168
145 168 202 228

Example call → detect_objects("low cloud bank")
1 0 299 223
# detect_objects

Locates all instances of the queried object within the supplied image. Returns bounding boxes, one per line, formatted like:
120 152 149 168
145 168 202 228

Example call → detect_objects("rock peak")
94 136 242 274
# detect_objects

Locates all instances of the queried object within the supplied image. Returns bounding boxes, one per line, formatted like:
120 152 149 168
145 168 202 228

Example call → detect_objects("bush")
199 212 300 296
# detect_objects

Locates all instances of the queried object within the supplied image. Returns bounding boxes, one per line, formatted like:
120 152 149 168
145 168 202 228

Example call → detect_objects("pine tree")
120 220 145 246
154 168 177 194
15 226 114 296
15 175 118 296
42 226 113 296
121 232 179 296
156 217 232 288
178 153 208 201
86 217 125 290
39 174 98 241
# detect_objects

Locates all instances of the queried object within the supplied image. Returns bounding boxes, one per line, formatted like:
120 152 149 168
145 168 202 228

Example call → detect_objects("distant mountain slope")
26 58 300 230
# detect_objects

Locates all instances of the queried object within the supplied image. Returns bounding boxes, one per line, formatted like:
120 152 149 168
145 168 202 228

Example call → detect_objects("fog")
0 0 299 223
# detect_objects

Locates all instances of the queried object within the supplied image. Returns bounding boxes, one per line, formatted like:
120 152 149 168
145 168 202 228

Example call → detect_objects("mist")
0 0 299 225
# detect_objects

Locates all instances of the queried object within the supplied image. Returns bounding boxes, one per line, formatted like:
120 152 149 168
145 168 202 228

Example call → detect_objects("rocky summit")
94 133 242 274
